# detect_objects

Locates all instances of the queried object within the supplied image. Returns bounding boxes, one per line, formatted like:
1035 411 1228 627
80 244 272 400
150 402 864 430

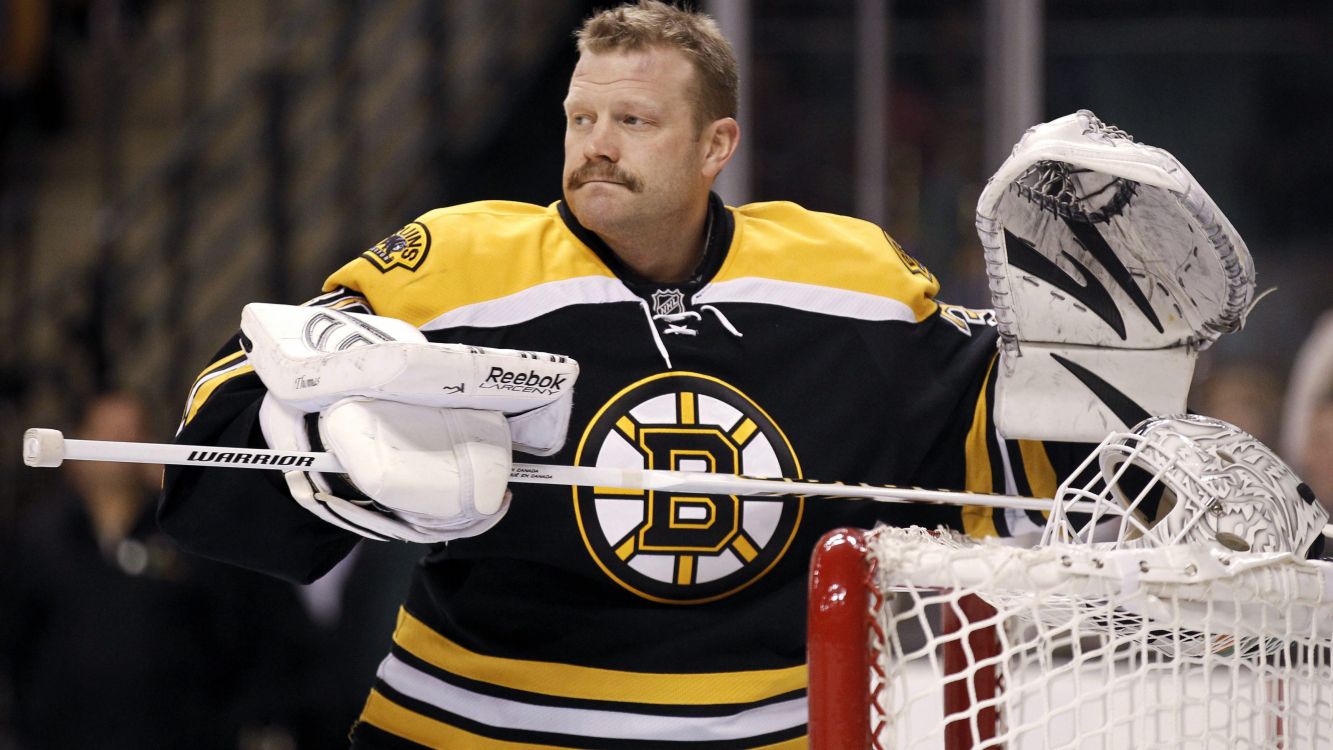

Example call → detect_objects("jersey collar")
557 192 734 294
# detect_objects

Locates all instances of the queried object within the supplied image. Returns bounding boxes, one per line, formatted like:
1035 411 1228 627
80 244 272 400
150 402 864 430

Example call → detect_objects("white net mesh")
860 527 1333 750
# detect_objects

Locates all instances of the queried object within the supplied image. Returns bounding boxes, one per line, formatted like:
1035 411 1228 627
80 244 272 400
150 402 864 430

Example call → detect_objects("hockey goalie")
151 26 1300 741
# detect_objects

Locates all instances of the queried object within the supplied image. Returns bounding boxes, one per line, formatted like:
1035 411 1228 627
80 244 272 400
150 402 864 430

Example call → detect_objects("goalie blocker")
242 303 579 543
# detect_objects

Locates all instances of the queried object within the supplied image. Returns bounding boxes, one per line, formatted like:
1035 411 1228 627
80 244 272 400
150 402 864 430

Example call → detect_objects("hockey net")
807 526 1333 749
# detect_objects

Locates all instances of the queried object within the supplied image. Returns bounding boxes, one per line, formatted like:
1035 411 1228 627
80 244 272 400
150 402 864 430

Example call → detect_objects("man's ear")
701 117 740 179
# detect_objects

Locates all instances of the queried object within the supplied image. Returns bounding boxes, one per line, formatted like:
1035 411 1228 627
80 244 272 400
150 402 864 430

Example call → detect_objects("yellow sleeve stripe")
182 352 253 427
962 354 1000 538
194 349 246 380
1018 439 1059 499
392 609 805 705
360 689 810 750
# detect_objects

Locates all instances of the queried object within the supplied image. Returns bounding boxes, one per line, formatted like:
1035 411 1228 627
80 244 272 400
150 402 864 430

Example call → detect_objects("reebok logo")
481 367 567 394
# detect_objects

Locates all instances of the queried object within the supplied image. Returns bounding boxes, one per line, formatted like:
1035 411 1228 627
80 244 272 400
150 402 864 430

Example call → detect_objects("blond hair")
575 1 738 129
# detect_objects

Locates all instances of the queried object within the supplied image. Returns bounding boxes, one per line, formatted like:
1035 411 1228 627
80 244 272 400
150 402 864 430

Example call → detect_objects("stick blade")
23 428 66 467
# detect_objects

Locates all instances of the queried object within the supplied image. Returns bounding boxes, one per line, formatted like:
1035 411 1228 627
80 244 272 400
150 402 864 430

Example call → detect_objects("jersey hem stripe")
363 684 808 750
374 654 806 744
389 645 806 717
391 608 806 705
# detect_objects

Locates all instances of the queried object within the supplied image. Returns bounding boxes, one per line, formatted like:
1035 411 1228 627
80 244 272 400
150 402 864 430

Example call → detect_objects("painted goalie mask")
1047 414 1328 559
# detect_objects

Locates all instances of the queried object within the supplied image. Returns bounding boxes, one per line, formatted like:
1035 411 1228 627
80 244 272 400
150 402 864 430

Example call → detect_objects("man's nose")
582 120 619 162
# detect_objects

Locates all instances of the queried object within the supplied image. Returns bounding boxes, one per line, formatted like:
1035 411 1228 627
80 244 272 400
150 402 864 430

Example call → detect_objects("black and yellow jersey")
162 193 1072 749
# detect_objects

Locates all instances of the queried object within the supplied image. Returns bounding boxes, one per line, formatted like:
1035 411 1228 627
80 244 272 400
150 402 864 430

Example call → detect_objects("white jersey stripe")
693 277 920 323
419 275 925 333
377 654 807 742
420 276 640 331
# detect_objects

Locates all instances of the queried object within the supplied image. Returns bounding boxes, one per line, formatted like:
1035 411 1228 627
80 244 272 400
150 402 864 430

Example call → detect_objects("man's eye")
623 116 645 126
570 114 592 127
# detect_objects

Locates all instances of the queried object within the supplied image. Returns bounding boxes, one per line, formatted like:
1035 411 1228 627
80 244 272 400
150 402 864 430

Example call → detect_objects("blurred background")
1 0 1330 745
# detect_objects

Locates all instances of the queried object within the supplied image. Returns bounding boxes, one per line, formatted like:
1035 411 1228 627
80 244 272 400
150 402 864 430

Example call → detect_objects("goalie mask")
1047 414 1328 559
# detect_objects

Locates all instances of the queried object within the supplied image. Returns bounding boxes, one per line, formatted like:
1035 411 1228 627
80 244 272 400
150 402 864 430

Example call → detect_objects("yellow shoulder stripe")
392 609 805 705
721 202 939 321
323 201 615 327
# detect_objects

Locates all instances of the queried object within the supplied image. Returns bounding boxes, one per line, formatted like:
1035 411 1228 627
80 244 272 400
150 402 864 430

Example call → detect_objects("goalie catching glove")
243 303 579 542
977 110 1256 442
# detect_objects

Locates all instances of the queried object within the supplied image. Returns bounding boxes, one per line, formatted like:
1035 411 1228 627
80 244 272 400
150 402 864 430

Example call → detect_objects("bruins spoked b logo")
573 372 803 604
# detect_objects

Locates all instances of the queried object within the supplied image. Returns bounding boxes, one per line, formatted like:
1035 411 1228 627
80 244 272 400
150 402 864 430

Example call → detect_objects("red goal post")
807 526 1333 750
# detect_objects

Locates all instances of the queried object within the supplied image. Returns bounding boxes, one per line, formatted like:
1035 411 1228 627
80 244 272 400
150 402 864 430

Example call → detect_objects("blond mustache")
567 163 643 193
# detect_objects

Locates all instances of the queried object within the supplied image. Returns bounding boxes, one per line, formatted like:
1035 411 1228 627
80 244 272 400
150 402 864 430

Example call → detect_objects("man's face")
562 46 712 239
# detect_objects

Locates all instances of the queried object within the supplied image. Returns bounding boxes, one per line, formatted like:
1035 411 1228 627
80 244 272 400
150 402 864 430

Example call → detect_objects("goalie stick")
24 427 1078 513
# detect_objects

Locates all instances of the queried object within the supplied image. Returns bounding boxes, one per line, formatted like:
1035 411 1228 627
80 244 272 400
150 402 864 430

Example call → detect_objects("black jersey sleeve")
879 305 1097 539
159 336 361 584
